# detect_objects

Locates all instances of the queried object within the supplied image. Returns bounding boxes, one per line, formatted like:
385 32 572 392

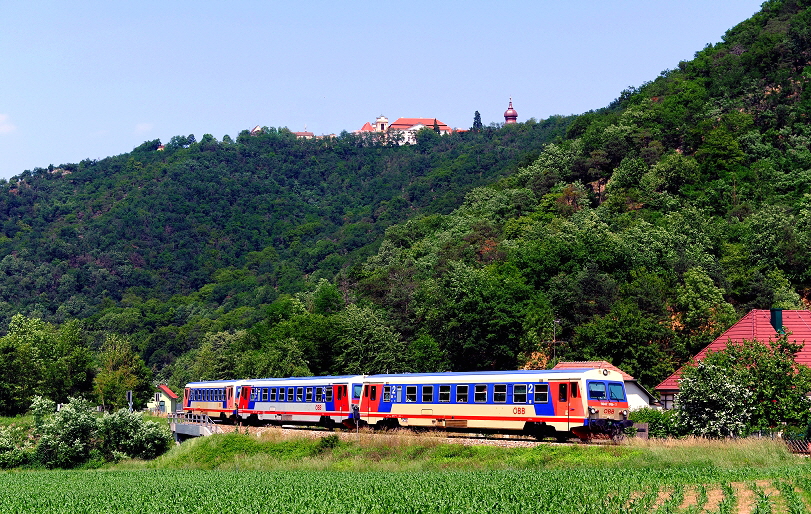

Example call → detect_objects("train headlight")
588 407 597 415
622 410 629 419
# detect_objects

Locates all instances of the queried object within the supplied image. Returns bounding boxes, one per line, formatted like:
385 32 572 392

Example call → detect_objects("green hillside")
1 0 811 414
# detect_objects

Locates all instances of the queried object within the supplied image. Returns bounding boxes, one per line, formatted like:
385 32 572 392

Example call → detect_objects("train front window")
608 383 626 401
439 385 450 403
514 385 527 404
353 384 363 399
494 384 507 403
588 382 606 400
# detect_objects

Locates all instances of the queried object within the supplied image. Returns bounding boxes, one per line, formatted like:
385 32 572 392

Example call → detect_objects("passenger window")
383 386 391 402
494 384 507 403
326 386 334 402
588 382 606 400
306 388 313 402
514 385 527 404
456 385 469 403
474 384 487 403
439 385 450 403
558 383 568 402
570 382 579 398
535 384 549 403
270 388 277 402
422 385 433 403
296 387 303 402
608 383 626 401
287 388 294 402
262 388 268 401
316 387 323 402
406 386 417 402
368 386 375 401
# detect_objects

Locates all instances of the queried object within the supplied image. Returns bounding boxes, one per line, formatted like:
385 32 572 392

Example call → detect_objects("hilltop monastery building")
354 99 518 144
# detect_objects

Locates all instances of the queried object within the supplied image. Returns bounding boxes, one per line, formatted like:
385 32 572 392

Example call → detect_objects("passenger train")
184 368 632 441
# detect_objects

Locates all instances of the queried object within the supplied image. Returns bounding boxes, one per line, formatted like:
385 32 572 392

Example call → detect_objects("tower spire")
504 97 518 124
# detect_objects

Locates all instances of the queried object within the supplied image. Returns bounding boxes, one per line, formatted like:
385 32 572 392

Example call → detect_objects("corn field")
1 469 811 513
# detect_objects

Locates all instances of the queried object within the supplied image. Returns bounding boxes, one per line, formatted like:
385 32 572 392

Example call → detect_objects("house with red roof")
147 384 180 414
354 115 453 144
553 361 657 410
655 309 811 409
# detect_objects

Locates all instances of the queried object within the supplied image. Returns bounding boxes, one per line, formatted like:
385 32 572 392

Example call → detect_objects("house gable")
655 309 811 397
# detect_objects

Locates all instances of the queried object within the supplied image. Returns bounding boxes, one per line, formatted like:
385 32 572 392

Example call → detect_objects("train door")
184 388 190 410
333 384 349 416
362 383 382 417
553 381 571 430
226 386 234 417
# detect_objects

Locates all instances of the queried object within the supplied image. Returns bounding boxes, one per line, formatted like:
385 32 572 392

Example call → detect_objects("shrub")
96 409 173 461
629 407 682 438
34 397 98 468
0 424 33 468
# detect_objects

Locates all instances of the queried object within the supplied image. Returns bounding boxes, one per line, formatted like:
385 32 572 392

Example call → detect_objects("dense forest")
2 0 811 415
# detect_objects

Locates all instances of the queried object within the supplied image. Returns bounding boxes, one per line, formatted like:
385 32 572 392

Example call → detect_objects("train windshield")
608 382 626 401
353 384 363 399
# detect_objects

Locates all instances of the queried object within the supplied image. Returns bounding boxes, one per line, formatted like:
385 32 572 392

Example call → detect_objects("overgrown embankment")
118 430 802 472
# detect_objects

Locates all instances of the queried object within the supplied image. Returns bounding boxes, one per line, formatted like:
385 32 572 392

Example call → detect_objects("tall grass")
116 430 809 472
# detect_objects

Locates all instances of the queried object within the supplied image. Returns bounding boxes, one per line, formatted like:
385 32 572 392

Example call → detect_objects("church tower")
504 98 518 124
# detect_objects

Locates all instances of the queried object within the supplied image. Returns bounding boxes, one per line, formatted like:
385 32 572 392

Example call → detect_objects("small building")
292 131 315 139
552 360 657 410
655 309 811 409
146 384 179 414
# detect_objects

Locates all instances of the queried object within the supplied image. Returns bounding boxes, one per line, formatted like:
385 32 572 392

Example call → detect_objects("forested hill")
348 0 811 387
0 120 569 323
1 0 810 416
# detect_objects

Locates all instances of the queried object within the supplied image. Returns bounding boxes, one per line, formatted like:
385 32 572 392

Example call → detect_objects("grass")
114 429 806 473
4 430 811 512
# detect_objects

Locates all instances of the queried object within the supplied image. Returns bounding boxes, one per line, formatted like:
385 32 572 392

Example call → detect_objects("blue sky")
0 1 764 180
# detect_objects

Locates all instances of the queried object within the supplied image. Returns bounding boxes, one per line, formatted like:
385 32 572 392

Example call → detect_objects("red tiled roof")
389 118 452 132
553 360 635 381
357 122 375 132
655 309 811 392
158 384 179 399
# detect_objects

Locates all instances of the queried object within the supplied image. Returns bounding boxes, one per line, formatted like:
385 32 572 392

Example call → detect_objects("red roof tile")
158 384 179 399
553 360 635 381
357 122 375 132
655 309 811 392
389 118 452 132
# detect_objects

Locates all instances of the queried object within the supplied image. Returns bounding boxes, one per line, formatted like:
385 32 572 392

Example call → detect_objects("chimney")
770 308 785 334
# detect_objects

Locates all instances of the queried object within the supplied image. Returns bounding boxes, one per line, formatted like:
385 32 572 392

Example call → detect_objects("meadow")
1 430 810 513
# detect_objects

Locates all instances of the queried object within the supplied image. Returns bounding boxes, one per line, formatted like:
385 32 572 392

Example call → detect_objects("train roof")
185 379 243 387
366 369 610 379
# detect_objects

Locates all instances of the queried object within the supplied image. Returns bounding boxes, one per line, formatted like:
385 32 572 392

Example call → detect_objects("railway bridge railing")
168 412 222 441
